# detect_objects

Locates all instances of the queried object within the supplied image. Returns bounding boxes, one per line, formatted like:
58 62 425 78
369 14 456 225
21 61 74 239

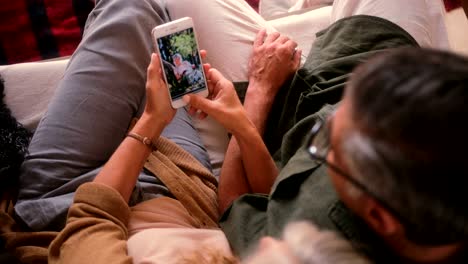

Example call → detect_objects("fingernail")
182 95 190 103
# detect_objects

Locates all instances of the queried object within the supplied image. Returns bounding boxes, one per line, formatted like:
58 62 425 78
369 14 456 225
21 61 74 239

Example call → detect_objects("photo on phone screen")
156 28 206 100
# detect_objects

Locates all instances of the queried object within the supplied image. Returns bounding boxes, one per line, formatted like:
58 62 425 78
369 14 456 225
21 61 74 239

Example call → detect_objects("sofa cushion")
0 59 68 131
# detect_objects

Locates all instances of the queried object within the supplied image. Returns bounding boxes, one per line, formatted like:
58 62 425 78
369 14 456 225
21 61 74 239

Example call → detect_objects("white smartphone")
151 17 209 109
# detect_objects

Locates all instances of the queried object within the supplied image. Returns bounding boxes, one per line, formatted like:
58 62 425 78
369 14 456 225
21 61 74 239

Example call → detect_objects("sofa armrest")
0 59 69 131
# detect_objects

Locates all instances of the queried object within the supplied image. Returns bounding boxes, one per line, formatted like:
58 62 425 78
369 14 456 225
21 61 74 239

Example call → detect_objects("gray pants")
15 0 211 231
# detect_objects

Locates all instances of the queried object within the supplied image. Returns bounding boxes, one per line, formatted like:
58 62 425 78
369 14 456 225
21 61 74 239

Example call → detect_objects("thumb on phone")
183 94 216 116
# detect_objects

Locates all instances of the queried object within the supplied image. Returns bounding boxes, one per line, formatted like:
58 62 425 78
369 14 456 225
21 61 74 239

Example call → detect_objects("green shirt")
221 15 419 263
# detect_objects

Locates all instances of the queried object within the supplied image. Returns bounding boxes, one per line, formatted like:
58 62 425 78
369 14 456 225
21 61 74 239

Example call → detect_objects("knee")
94 0 169 24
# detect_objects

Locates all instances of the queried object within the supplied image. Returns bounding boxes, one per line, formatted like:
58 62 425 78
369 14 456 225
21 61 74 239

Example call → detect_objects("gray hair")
283 222 370 264
343 48 468 245
172 53 182 60
245 222 370 264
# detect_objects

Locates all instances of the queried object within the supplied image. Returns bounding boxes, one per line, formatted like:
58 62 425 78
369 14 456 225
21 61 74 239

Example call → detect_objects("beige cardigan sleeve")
48 182 132 264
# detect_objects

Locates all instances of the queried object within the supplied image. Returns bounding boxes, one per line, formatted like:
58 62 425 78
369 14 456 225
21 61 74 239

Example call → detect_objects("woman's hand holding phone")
139 53 176 138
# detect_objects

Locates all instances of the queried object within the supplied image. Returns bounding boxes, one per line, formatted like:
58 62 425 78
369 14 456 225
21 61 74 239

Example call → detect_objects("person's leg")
269 6 333 61
259 0 295 19
15 0 209 231
161 108 212 170
331 0 450 49
166 0 277 82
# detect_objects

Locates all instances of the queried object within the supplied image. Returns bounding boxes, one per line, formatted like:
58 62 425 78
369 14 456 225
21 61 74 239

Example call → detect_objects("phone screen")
157 28 206 100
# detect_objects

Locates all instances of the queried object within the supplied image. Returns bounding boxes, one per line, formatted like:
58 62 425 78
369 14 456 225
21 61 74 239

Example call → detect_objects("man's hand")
183 68 253 136
248 29 302 97
143 53 176 131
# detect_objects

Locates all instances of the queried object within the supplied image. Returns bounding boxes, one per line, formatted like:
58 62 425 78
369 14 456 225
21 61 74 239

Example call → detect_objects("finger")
276 35 289 44
203 63 211 74
253 29 267 48
207 68 226 86
264 32 280 44
293 49 302 67
148 53 167 89
152 53 163 71
206 69 224 95
188 105 198 116
197 112 208 120
206 79 215 97
147 53 158 82
183 94 215 115
284 40 298 51
158 67 166 85
200 50 207 60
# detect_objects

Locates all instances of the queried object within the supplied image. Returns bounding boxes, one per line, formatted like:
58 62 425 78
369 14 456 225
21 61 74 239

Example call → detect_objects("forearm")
93 114 165 203
218 83 276 212
234 122 278 194
218 123 278 213
242 82 275 135
218 139 251 213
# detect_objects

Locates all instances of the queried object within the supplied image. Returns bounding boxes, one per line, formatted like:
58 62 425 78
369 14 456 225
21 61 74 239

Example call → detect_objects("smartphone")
152 17 209 109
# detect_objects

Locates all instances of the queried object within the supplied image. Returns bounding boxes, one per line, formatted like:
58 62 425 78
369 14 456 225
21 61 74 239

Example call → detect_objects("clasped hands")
142 30 301 138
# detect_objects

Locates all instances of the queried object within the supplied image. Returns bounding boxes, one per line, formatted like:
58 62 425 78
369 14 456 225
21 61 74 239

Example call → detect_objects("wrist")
243 89 274 135
247 79 273 94
232 116 257 140
245 89 274 107
245 82 275 107
132 113 165 140
233 119 261 148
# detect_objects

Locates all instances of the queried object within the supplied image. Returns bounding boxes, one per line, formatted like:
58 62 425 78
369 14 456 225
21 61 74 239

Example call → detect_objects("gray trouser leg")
15 0 210 231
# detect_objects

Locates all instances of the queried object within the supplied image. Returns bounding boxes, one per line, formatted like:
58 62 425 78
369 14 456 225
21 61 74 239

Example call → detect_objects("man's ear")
362 198 401 237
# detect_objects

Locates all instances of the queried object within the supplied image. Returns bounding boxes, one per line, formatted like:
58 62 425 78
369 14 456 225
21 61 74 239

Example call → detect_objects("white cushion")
270 6 332 58
0 60 68 131
260 0 333 19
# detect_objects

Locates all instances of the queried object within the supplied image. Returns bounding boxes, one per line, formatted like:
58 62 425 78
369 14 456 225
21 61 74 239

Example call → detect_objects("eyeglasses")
305 119 411 227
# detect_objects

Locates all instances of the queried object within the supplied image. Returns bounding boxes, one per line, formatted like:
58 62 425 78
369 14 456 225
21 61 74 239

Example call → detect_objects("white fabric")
269 6 332 59
259 0 295 19
289 0 334 13
331 0 450 49
260 0 333 19
127 228 232 264
0 60 68 131
166 0 277 82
